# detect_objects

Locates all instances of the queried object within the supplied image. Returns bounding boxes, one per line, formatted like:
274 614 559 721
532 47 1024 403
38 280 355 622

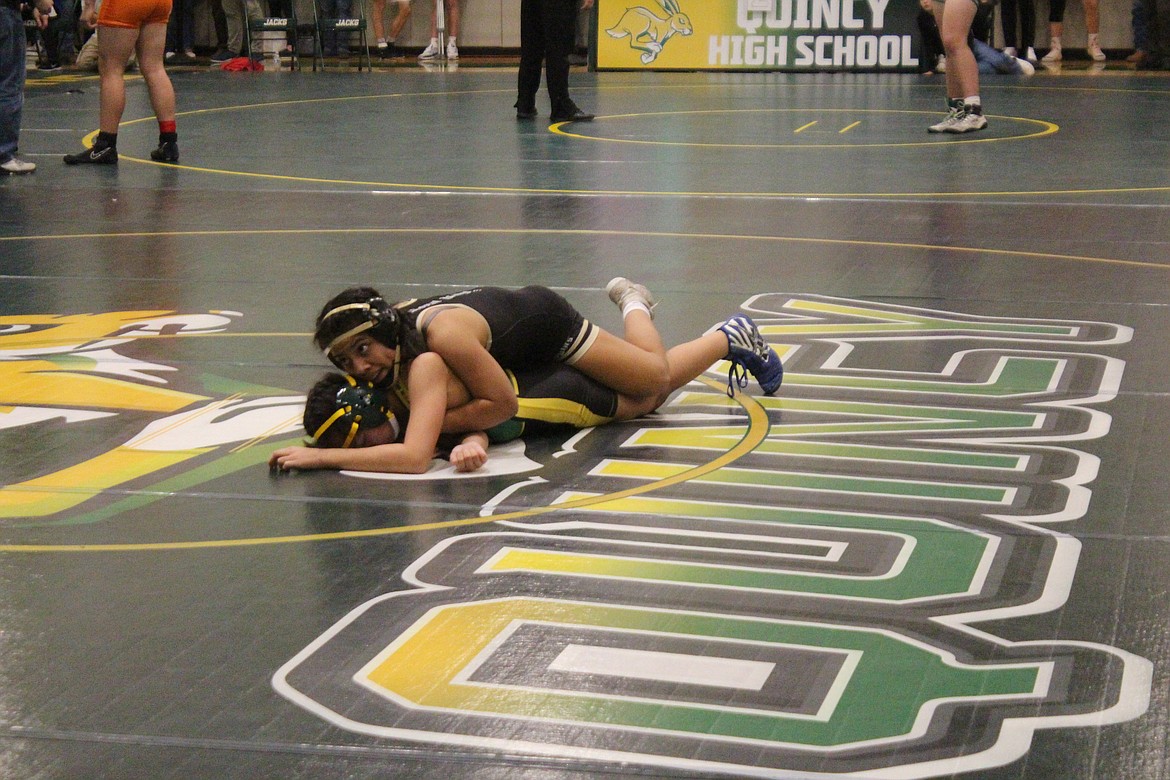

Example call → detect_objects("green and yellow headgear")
307 374 396 448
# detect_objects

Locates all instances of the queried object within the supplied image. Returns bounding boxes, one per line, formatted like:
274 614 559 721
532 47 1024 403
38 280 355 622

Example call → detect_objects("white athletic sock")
964 96 981 108
376 38 387 46
622 301 652 319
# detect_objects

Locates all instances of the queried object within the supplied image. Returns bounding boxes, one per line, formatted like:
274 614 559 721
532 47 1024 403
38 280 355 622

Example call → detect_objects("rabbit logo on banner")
606 0 694 63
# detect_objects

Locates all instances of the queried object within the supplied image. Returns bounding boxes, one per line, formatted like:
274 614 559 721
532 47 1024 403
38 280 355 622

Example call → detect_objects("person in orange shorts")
63 0 179 165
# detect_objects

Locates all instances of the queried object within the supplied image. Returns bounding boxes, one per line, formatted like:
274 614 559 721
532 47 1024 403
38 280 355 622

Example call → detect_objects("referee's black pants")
517 0 577 112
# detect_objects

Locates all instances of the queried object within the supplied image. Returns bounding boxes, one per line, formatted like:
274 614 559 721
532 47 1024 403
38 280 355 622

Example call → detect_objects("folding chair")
246 11 300 70
313 0 371 71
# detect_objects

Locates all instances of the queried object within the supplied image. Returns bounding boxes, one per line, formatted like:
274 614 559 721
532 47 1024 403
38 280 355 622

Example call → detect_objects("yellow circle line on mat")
551 108 1059 148
115 151 1170 199
70 86 1165 197
2 227 1167 271
0 377 767 552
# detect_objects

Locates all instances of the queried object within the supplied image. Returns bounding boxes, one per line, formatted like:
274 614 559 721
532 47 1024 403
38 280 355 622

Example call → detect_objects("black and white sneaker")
64 145 118 165
928 99 964 133
944 105 988 133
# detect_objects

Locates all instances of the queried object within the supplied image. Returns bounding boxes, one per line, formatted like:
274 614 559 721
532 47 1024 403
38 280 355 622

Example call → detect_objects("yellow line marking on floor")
0 379 767 552
3 227 1167 271
552 108 1057 148
49 86 1170 197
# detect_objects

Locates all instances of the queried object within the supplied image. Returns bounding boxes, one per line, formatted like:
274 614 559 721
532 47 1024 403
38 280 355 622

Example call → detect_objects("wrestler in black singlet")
398 286 599 370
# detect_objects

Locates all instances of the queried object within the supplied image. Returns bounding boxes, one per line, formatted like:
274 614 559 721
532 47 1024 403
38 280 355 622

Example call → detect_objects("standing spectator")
515 0 593 122
62 0 180 164
417 0 458 59
2 0 54 173
999 0 1037 61
40 0 78 69
917 0 945 73
1137 0 1169 68
1043 0 1105 62
1128 0 1147 62
371 0 410 58
221 0 263 59
164 0 195 58
209 0 230 60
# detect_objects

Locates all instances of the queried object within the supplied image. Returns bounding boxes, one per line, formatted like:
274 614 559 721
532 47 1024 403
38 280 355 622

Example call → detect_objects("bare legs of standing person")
64 21 178 164
372 0 410 57
1044 0 1105 62
927 0 987 134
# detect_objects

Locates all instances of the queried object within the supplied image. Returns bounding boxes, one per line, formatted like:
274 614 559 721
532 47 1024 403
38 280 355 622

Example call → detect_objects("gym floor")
2 58 1169 780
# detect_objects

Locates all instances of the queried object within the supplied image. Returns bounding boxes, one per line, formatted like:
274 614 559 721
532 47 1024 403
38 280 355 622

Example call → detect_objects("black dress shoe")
514 99 537 119
549 104 594 122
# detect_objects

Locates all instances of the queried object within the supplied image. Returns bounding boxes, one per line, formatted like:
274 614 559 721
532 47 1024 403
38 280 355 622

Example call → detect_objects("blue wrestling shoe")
719 314 783 396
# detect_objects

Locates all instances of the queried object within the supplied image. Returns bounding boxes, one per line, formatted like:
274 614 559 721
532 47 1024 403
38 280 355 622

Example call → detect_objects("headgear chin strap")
307 375 396 448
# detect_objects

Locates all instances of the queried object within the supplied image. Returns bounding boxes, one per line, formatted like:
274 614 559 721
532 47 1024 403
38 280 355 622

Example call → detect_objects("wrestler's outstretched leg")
568 277 670 399
613 316 783 420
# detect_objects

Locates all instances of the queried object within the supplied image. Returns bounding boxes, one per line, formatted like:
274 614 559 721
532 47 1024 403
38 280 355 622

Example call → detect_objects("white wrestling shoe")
606 277 657 318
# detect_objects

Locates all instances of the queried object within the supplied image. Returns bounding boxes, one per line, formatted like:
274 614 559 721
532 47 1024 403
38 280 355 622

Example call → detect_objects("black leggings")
1001 0 1036 47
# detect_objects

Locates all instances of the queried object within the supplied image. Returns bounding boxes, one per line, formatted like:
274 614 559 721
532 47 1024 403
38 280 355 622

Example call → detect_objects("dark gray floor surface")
2 63 1169 779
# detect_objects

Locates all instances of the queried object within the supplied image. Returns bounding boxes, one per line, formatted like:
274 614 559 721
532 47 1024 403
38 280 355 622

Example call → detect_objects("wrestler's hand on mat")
269 446 326 471
449 437 488 472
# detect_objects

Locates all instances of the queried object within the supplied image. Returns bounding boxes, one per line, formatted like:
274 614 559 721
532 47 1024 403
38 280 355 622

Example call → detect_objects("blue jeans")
973 37 1025 74
0 3 26 163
